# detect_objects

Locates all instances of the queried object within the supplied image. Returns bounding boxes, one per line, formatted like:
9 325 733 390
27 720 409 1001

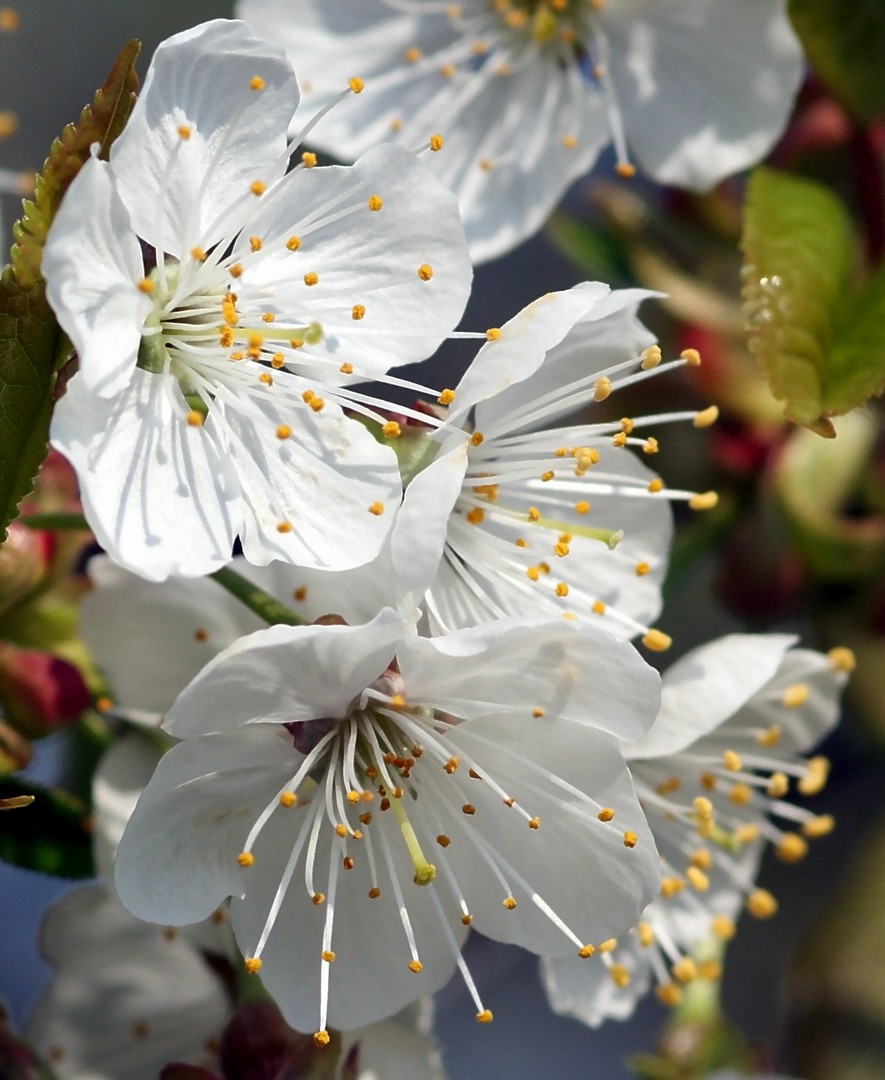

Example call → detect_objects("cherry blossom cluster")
26 10 849 1079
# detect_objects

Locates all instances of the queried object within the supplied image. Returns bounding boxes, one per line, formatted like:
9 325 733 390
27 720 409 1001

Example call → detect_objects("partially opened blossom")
115 609 661 1039
542 635 851 1026
238 0 803 261
45 19 471 581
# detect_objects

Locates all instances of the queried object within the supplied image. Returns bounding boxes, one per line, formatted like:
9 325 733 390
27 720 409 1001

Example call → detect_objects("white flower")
541 634 851 1026
25 885 230 1080
238 0 803 262
45 19 471 582
115 609 661 1040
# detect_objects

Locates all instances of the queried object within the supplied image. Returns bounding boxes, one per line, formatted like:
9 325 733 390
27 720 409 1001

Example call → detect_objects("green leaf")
788 0 885 122
0 40 140 542
0 777 93 878
741 167 857 435
826 263 885 415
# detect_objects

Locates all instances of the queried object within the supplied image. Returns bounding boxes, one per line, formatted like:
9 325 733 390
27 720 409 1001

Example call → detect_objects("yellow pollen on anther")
782 683 809 708
798 756 830 796
368 502 385 516
574 500 590 515
643 437 659 455
637 922 655 948
303 272 319 286
258 372 273 386
335 824 347 839
526 505 540 521
237 852 254 867
640 345 662 370
642 629 672 652
757 724 782 748
503 897 517 910
250 180 266 196
276 521 293 534
244 957 262 973
681 348 702 365
612 432 628 448
647 478 664 493
314 1031 330 1048
368 887 381 899
185 411 204 427
408 960 424 973
462 804 476 815
368 194 383 211
593 376 612 402
578 944 595 958
301 152 317 168
693 796 714 819
623 830 638 848
562 134 577 150
466 507 485 525
322 950 336 963
609 964 631 988
591 600 606 615
229 263 244 280
436 834 451 848
672 957 697 983
686 866 710 892
693 405 719 428
660 877 685 898
734 823 759 845
275 424 292 441
598 938 617 953
430 134 444 151
348 77 365 93
729 783 752 806
404 46 422 62
555 582 569 597
635 561 650 576
279 791 296 807
190 246 207 262
656 983 683 1008
526 566 540 582
828 646 856 673
417 264 434 281
249 75 266 91
177 124 191 141
597 808 614 822
382 421 401 439
485 327 502 341
340 362 354 375
711 914 736 940
286 235 301 251
137 278 154 293
767 771 789 797
351 304 366 321
476 1009 493 1024
747 888 778 919
777 833 809 863
615 162 636 179
438 388 456 405
802 814 835 838
723 750 742 771
528 817 540 830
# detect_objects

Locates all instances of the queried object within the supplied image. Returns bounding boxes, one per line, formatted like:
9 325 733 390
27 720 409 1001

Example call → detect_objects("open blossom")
45 19 471 581
115 609 661 1040
541 634 851 1026
238 0 803 261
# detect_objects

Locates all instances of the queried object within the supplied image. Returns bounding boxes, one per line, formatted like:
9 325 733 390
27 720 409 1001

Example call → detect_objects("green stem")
211 565 305 626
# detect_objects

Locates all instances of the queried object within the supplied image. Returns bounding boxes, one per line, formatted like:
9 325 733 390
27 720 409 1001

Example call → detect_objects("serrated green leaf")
826 263 885 415
741 167 856 434
10 39 140 289
0 776 93 877
789 0 885 122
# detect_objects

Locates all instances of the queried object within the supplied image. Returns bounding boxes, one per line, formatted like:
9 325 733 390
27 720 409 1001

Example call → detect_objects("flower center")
491 0 596 47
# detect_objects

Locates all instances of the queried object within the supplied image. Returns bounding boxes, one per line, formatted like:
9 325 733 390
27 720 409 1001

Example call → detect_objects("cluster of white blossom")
26 9 847 1079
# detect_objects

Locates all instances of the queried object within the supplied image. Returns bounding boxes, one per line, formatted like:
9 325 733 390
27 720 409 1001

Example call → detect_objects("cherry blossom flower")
114 609 661 1040
44 19 471 581
238 0 803 261
541 634 851 1025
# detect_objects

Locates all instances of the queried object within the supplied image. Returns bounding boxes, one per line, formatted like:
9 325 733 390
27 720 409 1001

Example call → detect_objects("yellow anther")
637 923 655 948
777 833 809 863
429 133 444 151
642 437 659 455
782 683 809 708
382 421 402 439
642 629 672 652
593 376 612 402
660 877 685 898
554 542 570 558
351 304 366 320
486 326 502 340
711 914 736 940
417 264 433 281
729 783 752 806
276 521 293 534
532 708 545 718
275 424 292 441
598 938 617 953
578 944 595 958
639 345 662 370
612 432 628 448
615 162 637 179
575 500 590 514
466 507 485 525
693 405 719 428
301 152 317 168
389 693 406 708
335 823 348 838
286 235 301 251
258 372 273 386
270 353 284 369
137 277 154 293
597 808 615 822
290 339 305 349
368 194 383 211
476 1010 494 1024
656 776 681 795
408 960 423 973
96 696 113 713
322 950 335 963
527 506 540 521
767 771 789 797
190 246 207 262
438 388 456 405
734 823 760 844
279 791 296 807
348 76 365 93
440 62 456 77
541 470 555 482
436 834 451 848
368 887 381 899
647 478 664 493
444 756 460 774
623 830 638 848
698 959 723 981
472 39 487 55
503 897 517 910
635 561 650 577
555 582 569 597
313 1031 330 1048
515 538 528 548
480 158 494 171
689 491 719 511
293 586 308 602
526 566 540 582
528 817 540 830
562 134 577 150
0 9 20 32
693 796 714 819
699 772 717 791
757 724 782 748
802 814 835 838
177 124 192 141
681 348 702 365
828 646 856 673
470 431 485 447
609 964 631 988
262 313 275 323
368 502 385 516
185 410 204 427
404 45 422 62
686 866 710 892
244 956 262 973
303 272 319 286
591 600 606 615
249 75 266 91
250 180 266 196
656 983 682 1008
723 750 742 772
237 852 254 867
672 957 697 983
340 362 354 375
798 756 830 796
462 804 476 816
747 888 778 919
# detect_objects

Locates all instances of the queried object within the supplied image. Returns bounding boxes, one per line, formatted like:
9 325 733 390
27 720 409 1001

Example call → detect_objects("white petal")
347 1014 446 1080
111 19 298 254
115 728 298 925
164 610 406 737
601 0 803 190
42 155 150 399
398 617 660 743
26 885 228 1080
449 284 612 426
632 634 798 759
210 381 401 571
51 369 241 581
240 144 471 375
541 934 651 1028
80 556 264 716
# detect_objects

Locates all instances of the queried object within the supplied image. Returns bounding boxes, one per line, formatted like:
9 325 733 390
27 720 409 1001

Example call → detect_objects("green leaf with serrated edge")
0 40 140 542
0 777 93 878
825 263 885 415
741 167 855 435
789 0 885 122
